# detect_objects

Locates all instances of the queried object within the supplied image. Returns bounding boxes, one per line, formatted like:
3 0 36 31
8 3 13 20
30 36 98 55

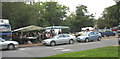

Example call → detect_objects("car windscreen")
81 32 89 36
0 25 11 31
98 29 112 32
48 35 58 39
0 38 5 42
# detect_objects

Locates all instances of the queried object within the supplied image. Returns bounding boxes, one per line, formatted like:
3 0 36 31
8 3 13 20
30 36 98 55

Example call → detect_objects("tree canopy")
2 2 106 32
97 3 120 29
2 2 69 30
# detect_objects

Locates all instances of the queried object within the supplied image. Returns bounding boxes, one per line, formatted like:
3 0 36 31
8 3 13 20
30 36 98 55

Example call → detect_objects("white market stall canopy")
13 25 43 32
81 27 94 30
44 26 69 29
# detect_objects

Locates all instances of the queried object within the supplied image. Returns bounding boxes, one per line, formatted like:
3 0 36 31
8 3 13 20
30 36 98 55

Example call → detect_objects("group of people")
12 30 59 44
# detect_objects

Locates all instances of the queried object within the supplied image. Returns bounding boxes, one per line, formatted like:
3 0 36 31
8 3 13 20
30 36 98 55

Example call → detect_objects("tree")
62 5 95 32
2 2 39 30
74 5 95 32
97 18 108 29
36 1 69 26
100 4 120 28
62 13 76 32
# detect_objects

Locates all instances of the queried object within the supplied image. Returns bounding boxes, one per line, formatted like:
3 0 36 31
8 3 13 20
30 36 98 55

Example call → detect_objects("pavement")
18 43 43 48
2 37 118 57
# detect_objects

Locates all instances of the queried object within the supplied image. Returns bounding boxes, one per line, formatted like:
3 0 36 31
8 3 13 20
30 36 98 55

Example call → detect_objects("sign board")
0 19 9 25
0 19 10 31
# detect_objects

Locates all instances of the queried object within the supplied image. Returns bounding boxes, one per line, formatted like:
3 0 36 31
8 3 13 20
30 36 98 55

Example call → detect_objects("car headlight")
43 40 50 43
77 37 85 40
42 41 45 43
14 42 19 45
77 38 80 39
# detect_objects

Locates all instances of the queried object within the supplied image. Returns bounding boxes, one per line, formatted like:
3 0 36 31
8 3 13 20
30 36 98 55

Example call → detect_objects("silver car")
42 34 76 46
77 31 101 42
0 38 19 50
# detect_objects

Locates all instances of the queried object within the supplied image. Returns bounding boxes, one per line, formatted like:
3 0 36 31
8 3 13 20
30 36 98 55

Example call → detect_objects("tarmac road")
1 37 119 57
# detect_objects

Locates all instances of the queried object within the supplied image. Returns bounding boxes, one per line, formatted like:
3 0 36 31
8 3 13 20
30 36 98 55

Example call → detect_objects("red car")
112 27 117 31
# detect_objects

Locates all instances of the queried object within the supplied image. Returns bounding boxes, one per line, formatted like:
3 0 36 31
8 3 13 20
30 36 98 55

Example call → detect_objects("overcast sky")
36 0 116 19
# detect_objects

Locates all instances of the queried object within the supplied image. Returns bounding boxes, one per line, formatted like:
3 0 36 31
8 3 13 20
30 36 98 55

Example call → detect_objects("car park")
0 38 19 50
76 31 101 42
42 34 76 46
98 29 116 37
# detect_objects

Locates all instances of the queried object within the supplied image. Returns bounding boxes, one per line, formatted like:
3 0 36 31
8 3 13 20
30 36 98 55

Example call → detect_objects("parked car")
0 38 19 50
42 34 76 46
76 31 101 42
98 29 116 37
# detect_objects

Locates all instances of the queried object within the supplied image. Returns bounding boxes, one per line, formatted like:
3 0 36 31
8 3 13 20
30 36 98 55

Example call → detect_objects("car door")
63 34 70 43
57 35 66 44
89 32 95 40
0 39 7 49
94 32 99 40
109 32 115 36
0 40 2 49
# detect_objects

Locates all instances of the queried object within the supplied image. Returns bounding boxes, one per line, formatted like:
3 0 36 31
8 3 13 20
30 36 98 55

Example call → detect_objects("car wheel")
69 40 74 44
113 33 116 36
97 37 101 41
103 35 107 37
7 44 15 50
50 41 56 46
77 40 81 42
85 38 89 42
106 35 109 37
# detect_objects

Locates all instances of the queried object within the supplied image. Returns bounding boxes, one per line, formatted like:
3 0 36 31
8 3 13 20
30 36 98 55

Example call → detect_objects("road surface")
1 38 119 57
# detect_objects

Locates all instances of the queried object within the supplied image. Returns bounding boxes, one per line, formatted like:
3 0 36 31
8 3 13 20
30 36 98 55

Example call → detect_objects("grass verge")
36 46 119 59
49 46 118 57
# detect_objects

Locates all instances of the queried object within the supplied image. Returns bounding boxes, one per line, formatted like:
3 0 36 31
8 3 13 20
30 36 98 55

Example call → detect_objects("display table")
26 37 37 39
25 37 38 43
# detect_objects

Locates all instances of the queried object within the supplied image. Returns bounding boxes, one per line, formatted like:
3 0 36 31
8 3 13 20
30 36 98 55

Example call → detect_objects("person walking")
41 32 46 40
58 30 62 34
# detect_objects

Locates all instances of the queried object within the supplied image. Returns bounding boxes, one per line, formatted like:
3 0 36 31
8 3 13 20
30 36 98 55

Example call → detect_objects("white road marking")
53 47 72 52
53 48 64 50
19 48 31 51
61 49 72 52
46 47 54 48
81 42 100 44
56 45 74 48
113 45 119 46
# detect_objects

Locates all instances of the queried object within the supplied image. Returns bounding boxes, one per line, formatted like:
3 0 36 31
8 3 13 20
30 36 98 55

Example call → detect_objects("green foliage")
66 5 95 32
2 2 39 29
2 2 95 32
97 18 107 29
36 2 69 26
99 3 120 28
2 2 69 30
62 5 96 32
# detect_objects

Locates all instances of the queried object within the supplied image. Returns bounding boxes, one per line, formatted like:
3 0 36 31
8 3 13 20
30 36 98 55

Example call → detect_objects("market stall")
12 25 43 44
44 26 69 35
